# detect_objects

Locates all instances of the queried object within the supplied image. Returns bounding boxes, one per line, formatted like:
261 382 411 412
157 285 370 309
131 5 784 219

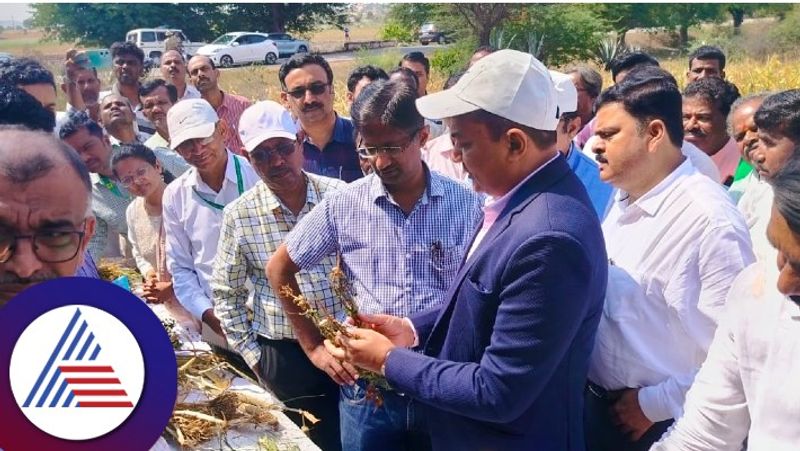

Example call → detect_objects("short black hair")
566 65 603 98
444 70 465 90
0 57 56 89
472 45 496 56
769 148 800 235
111 143 175 184
596 65 684 147
110 41 145 64
689 45 726 71
0 83 56 132
754 89 800 144
462 110 557 150
351 79 423 138
399 51 430 75
683 77 741 117
388 66 419 92
0 124 92 192
278 53 333 90
58 110 105 141
139 79 178 103
346 65 389 93
608 51 659 81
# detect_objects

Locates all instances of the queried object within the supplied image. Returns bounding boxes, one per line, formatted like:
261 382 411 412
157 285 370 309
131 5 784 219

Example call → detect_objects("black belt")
586 380 625 401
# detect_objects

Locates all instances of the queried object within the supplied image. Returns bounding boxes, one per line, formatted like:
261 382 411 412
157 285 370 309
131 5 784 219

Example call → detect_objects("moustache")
685 128 707 138
302 102 323 112
0 272 58 285
594 152 607 164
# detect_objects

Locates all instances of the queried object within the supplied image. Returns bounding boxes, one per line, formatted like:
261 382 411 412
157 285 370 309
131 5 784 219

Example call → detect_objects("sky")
0 3 32 23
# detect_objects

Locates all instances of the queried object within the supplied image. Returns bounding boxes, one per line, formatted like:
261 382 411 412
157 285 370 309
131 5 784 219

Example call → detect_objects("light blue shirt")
566 142 614 219
286 166 483 317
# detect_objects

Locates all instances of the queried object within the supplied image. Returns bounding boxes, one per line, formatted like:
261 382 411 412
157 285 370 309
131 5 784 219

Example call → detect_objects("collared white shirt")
737 175 775 263
162 151 259 319
180 84 201 101
590 158 754 422
652 262 800 451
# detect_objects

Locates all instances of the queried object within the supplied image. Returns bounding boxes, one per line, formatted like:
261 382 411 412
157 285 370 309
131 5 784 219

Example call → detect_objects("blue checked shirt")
286 167 483 317
212 173 347 369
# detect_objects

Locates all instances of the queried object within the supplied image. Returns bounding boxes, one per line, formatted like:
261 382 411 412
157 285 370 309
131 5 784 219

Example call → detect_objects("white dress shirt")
737 175 775 263
652 261 800 451
162 151 259 319
589 158 754 422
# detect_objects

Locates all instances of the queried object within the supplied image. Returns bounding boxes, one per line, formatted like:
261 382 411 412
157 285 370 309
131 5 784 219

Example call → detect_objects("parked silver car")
265 33 310 58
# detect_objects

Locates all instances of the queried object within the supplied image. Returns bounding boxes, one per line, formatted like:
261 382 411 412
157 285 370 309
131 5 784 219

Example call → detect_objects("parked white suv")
125 28 206 64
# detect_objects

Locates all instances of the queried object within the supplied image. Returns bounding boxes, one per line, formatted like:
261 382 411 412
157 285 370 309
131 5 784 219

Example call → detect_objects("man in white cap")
321 50 608 450
211 101 346 451
551 70 614 219
162 98 259 338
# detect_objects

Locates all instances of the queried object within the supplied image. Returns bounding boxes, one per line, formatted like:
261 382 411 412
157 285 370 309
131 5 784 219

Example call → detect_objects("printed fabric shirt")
215 91 251 155
301 115 362 183
86 147 189 261
212 173 347 369
285 166 483 317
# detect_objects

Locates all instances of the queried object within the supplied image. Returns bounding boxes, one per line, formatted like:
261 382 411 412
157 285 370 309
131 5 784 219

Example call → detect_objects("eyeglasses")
250 142 296 163
285 82 330 99
176 125 218 155
357 130 420 159
0 221 87 264
119 166 153 187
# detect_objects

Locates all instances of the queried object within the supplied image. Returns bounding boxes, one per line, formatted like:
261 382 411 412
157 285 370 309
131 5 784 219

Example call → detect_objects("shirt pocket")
603 265 647 322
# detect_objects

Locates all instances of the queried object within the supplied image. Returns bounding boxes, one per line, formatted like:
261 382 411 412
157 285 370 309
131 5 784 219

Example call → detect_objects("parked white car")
125 28 205 64
265 33 310 58
196 32 280 68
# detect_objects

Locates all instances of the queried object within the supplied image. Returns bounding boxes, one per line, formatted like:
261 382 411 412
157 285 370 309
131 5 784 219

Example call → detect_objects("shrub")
379 20 416 44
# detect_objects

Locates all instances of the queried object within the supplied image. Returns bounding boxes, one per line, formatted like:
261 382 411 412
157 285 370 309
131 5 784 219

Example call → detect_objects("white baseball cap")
549 70 578 115
167 98 219 150
238 101 298 152
415 49 560 131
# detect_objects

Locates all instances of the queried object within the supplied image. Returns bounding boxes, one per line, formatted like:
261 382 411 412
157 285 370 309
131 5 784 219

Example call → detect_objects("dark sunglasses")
250 142 296 163
285 83 330 99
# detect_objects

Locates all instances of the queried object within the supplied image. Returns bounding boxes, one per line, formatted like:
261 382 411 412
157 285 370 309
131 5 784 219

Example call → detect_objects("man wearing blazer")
327 49 607 450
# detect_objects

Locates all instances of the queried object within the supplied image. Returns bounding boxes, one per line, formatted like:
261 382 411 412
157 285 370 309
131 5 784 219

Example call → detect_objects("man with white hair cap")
162 98 259 339
211 100 346 451
551 70 614 218
322 49 607 450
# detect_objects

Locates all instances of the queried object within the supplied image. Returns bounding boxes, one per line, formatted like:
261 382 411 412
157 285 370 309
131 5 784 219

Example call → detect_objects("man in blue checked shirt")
267 79 482 451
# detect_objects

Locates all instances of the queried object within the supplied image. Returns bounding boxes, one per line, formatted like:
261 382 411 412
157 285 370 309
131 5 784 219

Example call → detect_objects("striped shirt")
215 91 251 155
212 173 347 368
286 166 483 317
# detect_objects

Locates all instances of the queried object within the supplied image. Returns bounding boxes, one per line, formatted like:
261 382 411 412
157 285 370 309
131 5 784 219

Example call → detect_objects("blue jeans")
339 380 431 451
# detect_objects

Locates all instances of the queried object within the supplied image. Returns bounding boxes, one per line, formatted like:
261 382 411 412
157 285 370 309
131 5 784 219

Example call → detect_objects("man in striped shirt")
267 79 482 451
188 55 251 155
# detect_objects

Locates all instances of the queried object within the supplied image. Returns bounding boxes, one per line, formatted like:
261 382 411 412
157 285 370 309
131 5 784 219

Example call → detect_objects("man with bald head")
160 49 200 101
0 126 96 305
187 55 250 154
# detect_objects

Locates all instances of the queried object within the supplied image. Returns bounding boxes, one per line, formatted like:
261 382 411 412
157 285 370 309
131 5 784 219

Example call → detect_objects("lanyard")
192 156 245 211
99 175 128 199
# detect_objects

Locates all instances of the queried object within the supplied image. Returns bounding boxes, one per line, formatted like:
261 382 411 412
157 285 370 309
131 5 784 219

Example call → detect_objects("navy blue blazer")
385 154 607 451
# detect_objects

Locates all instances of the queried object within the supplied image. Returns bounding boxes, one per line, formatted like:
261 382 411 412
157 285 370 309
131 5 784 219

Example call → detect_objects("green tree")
656 4 725 48
725 3 793 34
31 3 347 47
590 3 657 45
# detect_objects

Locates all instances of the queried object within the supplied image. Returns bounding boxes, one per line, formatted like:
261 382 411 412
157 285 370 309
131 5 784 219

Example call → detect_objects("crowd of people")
1 38 799 451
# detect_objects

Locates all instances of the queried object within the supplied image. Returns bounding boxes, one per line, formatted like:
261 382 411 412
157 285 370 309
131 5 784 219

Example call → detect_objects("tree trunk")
730 8 744 35
679 24 689 48
271 3 285 32
478 26 492 46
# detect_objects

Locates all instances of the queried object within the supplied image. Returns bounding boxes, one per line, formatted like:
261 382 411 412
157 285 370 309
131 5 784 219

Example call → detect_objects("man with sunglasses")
267 79 482 451
212 101 346 451
0 126 96 305
162 99 259 340
279 53 361 182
